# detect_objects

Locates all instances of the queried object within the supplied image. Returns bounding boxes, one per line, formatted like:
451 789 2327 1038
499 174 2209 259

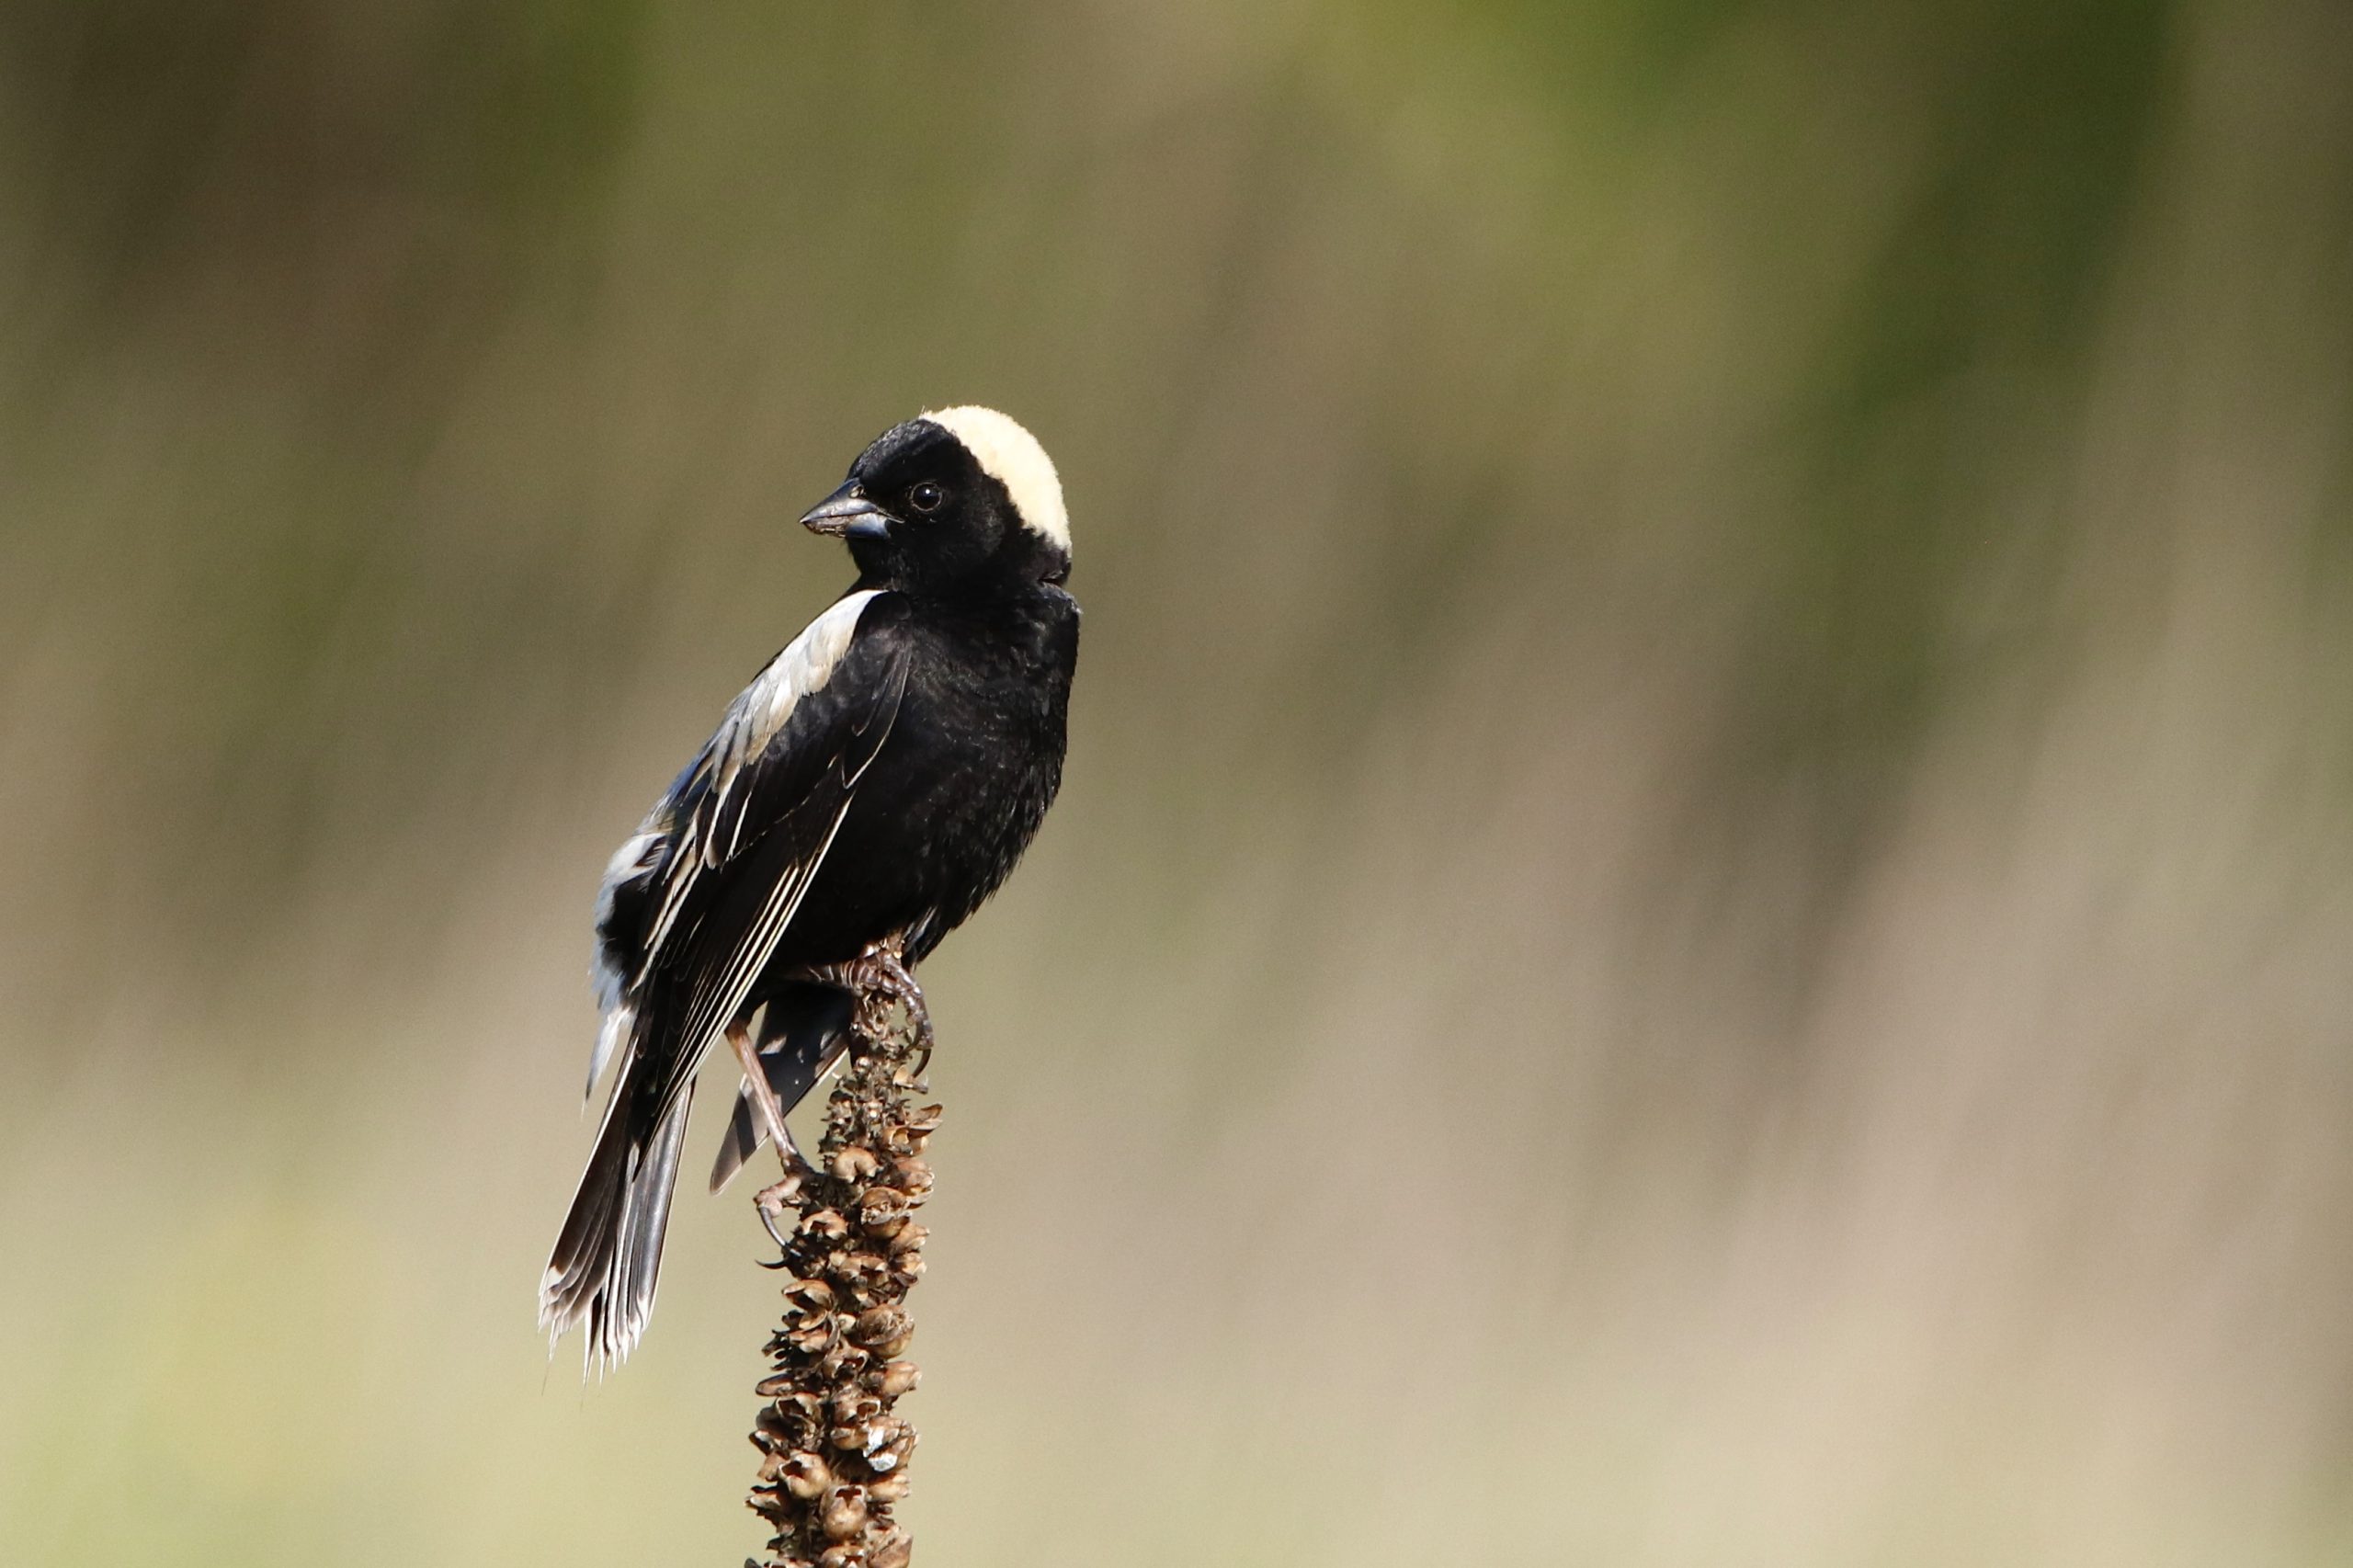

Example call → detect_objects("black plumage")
542 406 1078 1368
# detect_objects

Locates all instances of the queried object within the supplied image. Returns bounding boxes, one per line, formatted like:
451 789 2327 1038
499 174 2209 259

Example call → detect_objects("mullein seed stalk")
745 977 938 1568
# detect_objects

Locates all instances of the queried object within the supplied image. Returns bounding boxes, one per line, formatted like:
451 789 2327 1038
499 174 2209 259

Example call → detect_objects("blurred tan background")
6 1 2353 1563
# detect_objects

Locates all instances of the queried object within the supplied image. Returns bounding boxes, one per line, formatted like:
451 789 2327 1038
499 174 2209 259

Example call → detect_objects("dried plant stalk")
745 967 937 1568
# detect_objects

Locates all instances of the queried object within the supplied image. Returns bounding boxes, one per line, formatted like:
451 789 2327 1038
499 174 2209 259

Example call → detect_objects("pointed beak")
800 482 893 541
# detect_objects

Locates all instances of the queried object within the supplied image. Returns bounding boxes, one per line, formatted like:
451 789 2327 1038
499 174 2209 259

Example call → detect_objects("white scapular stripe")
585 588 881 1089
922 405 1070 552
726 587 881 796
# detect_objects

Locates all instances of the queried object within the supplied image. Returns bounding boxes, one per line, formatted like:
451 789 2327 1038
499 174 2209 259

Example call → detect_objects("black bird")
541 407 1078 1369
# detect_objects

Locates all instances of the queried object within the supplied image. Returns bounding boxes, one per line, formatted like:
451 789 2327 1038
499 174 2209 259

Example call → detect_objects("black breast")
771 585 1077 969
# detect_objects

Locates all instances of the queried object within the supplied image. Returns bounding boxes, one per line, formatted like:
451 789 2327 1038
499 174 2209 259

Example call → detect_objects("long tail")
540 1052 694 1372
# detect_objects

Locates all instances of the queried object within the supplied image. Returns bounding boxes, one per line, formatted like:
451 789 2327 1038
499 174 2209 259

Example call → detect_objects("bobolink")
542 407 1078 1369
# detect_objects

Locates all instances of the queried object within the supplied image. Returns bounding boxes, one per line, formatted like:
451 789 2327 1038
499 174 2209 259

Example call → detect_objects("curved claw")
754 1181 798 1252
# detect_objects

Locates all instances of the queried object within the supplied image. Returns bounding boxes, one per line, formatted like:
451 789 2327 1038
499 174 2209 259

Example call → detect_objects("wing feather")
588 589 911 1115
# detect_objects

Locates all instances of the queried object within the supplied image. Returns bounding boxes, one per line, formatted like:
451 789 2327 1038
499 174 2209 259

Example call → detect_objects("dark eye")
907 481 946 514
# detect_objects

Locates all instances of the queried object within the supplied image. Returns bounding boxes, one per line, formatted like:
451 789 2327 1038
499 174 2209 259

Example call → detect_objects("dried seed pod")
848 1306 912 1348
886 1223 926 1256
829 1249 890 1291
817 1343 870 1382
779 1453 834 1501
870 1359 920 1398
866 1426 915 1474
864 1472 910 1506
802 1209 849 1242
828 1423 880 1454
820 1486 869 1541
817 1545 863 1568
860 1412 904 1460
831 1147 881 1184
857 1187 907 1233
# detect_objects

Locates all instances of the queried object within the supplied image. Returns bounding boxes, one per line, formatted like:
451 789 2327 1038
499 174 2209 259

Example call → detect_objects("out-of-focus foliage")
5 1 2352 1563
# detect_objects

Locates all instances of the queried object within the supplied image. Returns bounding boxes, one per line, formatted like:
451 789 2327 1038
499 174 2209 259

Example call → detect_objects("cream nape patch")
922 405 1070 553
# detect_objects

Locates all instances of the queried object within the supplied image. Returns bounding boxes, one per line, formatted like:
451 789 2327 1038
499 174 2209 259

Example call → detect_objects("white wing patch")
585 588 881 1092
922 405 1070 552
696 588 881 868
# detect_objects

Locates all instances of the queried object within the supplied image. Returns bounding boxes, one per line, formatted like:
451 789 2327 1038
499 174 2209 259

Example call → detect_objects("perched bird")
542 407 1078 1369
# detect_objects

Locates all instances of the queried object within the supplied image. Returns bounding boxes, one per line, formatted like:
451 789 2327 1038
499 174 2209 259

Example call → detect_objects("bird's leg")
727 1021 801 1165
728 1022 809 1251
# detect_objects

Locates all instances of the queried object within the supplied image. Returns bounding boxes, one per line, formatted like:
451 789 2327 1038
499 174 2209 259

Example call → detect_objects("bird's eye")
907 482 946 515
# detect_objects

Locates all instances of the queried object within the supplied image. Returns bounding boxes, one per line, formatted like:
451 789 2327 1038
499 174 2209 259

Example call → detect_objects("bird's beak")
800 482 893 541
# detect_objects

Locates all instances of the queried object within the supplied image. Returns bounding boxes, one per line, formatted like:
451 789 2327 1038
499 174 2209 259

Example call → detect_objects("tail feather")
541 1054 694 1373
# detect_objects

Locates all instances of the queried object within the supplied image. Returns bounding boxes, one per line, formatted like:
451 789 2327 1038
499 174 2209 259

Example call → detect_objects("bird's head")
800 406 1071 592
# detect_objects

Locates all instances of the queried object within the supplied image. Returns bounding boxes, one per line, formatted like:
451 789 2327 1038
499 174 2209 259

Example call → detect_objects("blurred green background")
6 1 2353 1563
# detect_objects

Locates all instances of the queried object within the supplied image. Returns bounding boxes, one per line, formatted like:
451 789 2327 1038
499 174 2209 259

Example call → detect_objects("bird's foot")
854 937 935 1074
753 1168 805 1255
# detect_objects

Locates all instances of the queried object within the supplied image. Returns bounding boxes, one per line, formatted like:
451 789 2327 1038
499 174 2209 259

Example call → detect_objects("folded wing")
545 588 913 1368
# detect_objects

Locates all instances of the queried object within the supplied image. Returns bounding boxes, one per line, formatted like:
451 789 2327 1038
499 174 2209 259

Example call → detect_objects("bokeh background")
6 1 2353 1563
